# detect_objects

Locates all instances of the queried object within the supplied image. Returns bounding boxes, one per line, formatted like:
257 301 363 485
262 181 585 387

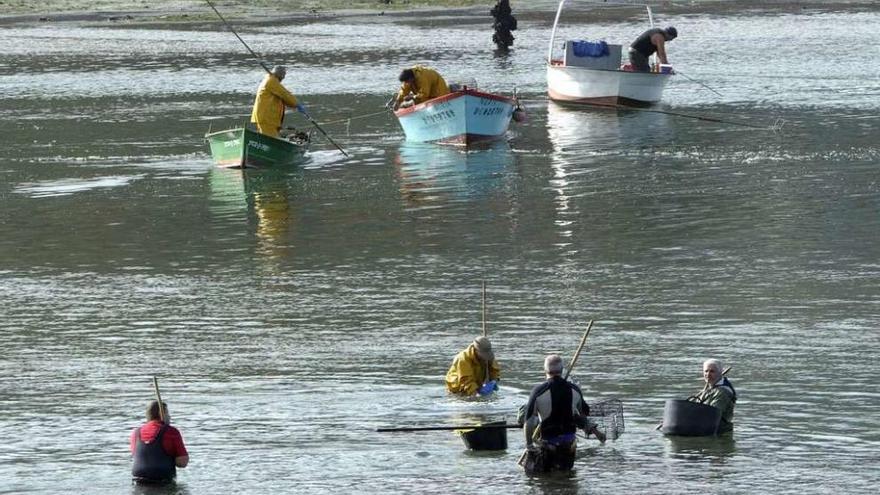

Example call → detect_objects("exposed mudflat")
4 0 879 28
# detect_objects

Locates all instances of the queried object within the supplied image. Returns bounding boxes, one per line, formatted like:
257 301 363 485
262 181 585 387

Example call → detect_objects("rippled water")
1 4 879 494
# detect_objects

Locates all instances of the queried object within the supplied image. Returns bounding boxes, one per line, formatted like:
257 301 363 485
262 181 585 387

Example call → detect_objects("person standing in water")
445 336 500 396
130 400 189 484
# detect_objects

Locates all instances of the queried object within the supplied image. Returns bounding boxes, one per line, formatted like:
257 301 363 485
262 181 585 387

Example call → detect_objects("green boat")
205 126 309 169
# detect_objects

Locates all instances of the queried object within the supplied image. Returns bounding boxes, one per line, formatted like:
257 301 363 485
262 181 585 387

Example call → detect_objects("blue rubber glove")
477 380 498 396
296 103 307 115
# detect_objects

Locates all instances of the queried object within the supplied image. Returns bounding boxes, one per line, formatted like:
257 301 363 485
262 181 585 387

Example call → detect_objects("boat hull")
394 89 515 146
205 127 307 169
547 65 671 107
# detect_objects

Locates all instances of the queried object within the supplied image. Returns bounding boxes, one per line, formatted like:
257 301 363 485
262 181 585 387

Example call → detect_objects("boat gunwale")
204 126 307 147
547 62 674 77
394 88 515 118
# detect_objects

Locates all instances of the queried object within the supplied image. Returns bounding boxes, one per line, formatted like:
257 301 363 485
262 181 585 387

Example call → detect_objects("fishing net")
587 398 625 440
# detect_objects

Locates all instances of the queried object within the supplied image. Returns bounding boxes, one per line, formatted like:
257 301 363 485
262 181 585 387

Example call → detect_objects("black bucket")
661 399 721 436
459 421 508 450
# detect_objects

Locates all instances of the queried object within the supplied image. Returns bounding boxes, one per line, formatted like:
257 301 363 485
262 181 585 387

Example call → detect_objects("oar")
204 0 349 157
377 423 520 433
152 376 167 424
655 366 732 430
518 320 595 465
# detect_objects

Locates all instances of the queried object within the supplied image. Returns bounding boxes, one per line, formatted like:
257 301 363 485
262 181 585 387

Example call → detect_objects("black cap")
665 26 678 39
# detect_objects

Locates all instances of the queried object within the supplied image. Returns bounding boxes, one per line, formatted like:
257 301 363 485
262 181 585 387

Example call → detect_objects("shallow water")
1 4 879 494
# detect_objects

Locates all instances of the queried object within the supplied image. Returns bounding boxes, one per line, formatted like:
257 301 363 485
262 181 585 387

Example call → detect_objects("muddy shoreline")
3 0 879 28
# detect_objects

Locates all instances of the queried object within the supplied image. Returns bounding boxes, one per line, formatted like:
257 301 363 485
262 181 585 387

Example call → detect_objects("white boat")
546 1 673 106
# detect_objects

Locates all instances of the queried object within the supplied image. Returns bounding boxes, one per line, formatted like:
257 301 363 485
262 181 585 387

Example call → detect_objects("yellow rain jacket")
444 344 500 395
396 66 450 106
250 73 299 138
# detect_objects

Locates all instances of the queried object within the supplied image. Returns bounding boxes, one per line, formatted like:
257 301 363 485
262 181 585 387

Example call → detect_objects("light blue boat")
394 88 517 146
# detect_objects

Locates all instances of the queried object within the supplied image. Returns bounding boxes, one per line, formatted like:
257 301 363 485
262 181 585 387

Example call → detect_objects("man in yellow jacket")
393 66 450 110
445 336 500 396
251 66 307 138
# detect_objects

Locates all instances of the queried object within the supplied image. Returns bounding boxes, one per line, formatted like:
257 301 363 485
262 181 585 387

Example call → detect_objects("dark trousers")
523 441 576 474
628 49 651 72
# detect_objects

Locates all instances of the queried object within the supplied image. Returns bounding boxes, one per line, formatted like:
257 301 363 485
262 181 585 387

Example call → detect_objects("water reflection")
546 101 673 155
208 167 300 261
393 142 512 207
208 167 248 214
664 434 737 461
131 482 191 495
523 469 581 495
244 170 298 260
492 48 514 70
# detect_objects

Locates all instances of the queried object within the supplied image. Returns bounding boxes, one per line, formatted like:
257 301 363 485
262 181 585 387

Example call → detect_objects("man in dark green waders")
130 400 189 485
688 358 737 433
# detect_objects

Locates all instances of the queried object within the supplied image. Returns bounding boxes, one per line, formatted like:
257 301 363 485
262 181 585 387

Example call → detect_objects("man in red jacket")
130 400 189 484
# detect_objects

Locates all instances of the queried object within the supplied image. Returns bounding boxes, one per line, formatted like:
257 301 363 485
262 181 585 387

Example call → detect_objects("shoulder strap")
720 377 737 401
144 423 169 444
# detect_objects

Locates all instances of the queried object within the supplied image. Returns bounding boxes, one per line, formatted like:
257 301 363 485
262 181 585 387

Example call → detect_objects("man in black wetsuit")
629 26 677 72
520 354 605 473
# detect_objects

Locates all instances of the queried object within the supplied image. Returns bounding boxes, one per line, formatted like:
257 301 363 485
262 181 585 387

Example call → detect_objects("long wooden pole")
377 423 520 433
481 281 487 337
300 111 350 157
204 0 270 73
563 320 593 380
518 320 595 466
152 376 166 423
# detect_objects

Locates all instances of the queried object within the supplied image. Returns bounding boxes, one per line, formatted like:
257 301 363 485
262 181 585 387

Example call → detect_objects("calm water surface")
1 4 878 494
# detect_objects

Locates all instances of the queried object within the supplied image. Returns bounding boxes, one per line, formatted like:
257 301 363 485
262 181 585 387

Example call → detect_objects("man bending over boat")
130 400 189 485
392 66 450 110
628 26 677 72
251 65 308 138
688 358 737 433
445 336 500 396
519 355 605 474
